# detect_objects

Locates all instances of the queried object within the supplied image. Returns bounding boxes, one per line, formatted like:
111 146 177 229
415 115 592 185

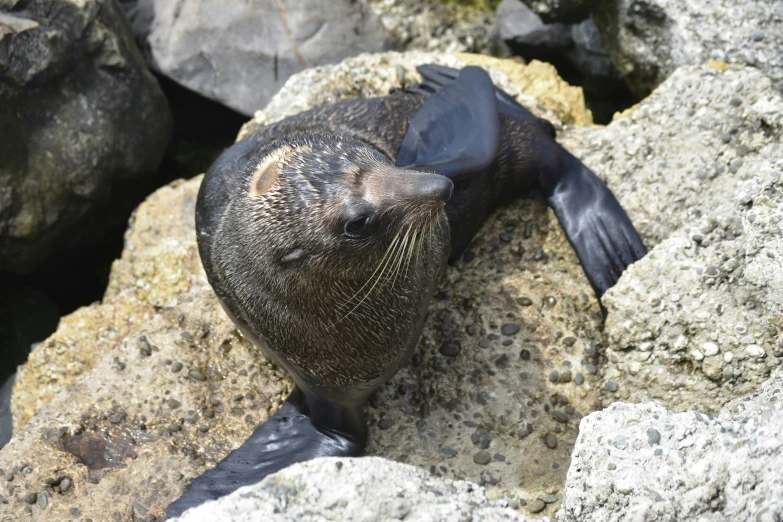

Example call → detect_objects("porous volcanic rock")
593 0 783 97
172 457 547 522
0 0 171 273
559 367 783 521
11 178 207 432
560 63 783 413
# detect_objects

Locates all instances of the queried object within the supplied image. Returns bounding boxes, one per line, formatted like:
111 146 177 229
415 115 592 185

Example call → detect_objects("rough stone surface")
559 368 783 521
366 0 496 56
11 178 206 432
594 0 783 97
132 0 392 115
561 64 783 413
239 51 594 137
0 286 289 521
0 0 172 273
172 457 546 522
6 52 598 519
493 5 624 103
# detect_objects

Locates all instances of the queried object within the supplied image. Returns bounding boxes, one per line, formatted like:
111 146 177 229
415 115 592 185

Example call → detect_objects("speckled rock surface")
172 457 547 522
0 286 290 521
594 0 783 97
560 64 783 413
366 0 496 55
559 367 783 521
0 0 171 273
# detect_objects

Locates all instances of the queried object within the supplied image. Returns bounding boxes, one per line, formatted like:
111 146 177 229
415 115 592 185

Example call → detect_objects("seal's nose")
413 173 454 203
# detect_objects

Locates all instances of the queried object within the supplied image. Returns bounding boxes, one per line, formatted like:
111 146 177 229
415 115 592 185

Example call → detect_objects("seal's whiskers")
331 232 402 327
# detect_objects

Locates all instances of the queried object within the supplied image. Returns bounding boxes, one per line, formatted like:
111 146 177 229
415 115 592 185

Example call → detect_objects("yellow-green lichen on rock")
455 53 594 126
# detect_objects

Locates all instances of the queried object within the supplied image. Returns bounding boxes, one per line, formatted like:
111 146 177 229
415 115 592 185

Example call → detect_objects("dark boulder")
0 0 172 273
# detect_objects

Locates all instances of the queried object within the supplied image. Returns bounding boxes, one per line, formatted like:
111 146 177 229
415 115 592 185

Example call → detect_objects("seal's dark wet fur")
167 65 646 517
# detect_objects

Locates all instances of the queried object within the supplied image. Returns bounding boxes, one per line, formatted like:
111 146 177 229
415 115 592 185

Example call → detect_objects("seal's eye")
344 214 373 238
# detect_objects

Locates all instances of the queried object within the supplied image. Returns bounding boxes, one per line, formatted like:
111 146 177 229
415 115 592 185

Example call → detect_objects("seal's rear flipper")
546 149 646 297
397 66 499 179
165 388 366 518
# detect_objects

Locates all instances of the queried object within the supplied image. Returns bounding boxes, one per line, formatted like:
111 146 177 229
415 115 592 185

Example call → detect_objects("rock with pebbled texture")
559 367 783 521
593 0 783 97
560 63 783 413
171 457 548 522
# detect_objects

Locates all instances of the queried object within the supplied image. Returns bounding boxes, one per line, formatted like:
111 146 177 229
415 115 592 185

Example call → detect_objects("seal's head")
198 132 452 403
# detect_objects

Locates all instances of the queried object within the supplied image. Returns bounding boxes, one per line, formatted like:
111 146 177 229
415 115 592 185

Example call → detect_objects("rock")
171 457 545 522
594 0 783 97
239 51 592 136
741 174 783 317
6 52 598 518
0 286 290 521
366 0 496 55
132 0 393 115
495 0 572 55
11 177 206 432
0 0 172 273
560 64 783 412
564 15 625 95
559 368 783 521
493 5 627 116
518 0 592 24
457 56 593 126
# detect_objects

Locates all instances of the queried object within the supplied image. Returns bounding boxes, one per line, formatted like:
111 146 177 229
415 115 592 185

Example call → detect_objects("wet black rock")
0 0 172 274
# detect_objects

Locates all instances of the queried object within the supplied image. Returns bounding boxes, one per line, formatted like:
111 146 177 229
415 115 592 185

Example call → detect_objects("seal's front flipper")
545 148 646 297
165 388 366 518
396 66 499 180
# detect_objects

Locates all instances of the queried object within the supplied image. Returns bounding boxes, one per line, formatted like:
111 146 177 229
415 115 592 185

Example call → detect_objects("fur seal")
166 65 646 517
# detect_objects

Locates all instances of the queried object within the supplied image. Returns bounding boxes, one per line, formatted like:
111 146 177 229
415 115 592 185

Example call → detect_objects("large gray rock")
172 457 546 522
132 0 393 116
561 64 783 413
0 0 172 273
559 368 783 521
594 0 783 97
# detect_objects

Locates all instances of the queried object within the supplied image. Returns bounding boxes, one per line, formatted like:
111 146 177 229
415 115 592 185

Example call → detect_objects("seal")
166 65 646 517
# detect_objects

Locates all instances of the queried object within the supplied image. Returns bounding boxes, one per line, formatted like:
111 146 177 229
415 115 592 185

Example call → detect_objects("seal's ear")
250 155 281 197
